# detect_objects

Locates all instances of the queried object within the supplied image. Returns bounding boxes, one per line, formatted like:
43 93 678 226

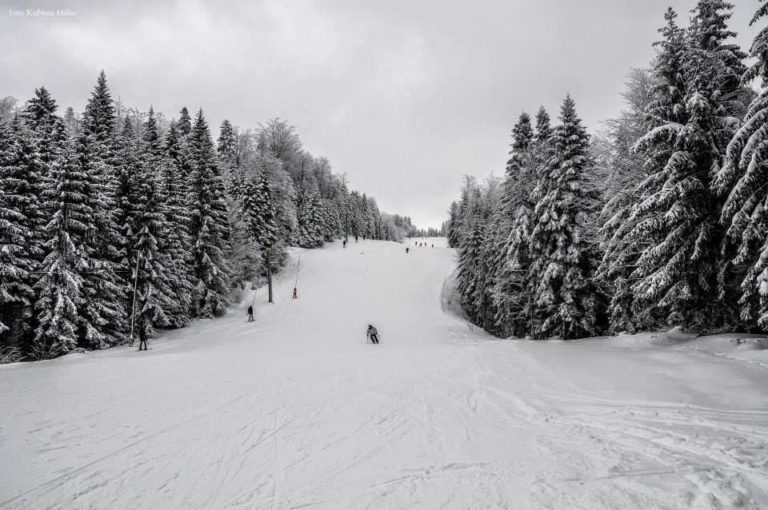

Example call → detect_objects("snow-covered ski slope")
2 239 768 509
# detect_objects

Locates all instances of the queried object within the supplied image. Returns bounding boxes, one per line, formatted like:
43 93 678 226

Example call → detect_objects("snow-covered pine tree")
188 109 231 317
32 135 87 358
629 1 747 331
0 116 44 344
527 96 598 340
713 0 768 329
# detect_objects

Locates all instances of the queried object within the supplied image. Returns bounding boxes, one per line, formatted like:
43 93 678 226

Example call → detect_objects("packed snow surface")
1 239 768 509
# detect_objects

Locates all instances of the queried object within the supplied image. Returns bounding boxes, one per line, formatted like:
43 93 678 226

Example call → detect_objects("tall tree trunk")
266 251 273 303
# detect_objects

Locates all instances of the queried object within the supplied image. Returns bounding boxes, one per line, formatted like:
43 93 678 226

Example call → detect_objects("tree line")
0 72 418 360
447 0 768 339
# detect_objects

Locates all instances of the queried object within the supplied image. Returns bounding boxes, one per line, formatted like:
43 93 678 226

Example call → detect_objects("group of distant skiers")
406 241 434 254
139 235 391 351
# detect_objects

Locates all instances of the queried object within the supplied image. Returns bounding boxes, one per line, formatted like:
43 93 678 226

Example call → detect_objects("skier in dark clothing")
138 327 148 351
406 247 409 254
343 239 347 248
366 324 379 344
247 305 254 322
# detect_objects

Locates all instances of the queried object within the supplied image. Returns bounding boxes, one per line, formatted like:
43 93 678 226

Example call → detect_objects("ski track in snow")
1 239 767 509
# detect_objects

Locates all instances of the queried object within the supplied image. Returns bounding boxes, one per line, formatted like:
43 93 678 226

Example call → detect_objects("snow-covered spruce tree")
125 109 177 340
319 199 341 242
713 0 768 329
457 218 486 322
476 209 503 333
629 1 747 331
492 112 538 337
527 96 598 340
689 0 749 130
113 117 140 274
217 119 236 157
690 0 749 313
534 106 552 144
0 116 44 343
188 109 231 317
24 87 65 200
217 119 244 202
74 71 129 348
599 11 686 334
177 106 192 138
594 69 654 334
454 177 493 325
63 106 79 136
365 196 381 239
242 171 279 302
159 121 194 324
32 136 87 358
446 201 461 248
451 176 480 249
457 176 502 332
23 87 58 133
297 189 325 248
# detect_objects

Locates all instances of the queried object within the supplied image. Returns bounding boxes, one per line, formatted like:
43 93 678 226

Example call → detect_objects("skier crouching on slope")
366 324 380 344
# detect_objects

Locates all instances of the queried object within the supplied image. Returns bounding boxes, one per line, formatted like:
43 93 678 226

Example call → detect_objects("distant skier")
343 239 347 248
366 324 380 344
406 247 409 254
247 305 254 322
138 327 149 351
293 287 298 299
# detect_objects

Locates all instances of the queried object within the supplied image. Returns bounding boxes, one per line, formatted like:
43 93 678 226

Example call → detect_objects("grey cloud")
0 0 759 227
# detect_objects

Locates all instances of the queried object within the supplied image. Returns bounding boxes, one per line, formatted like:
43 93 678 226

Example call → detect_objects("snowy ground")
1 238 768 509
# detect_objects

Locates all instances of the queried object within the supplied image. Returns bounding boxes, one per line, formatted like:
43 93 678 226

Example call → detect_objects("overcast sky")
0 0 760 228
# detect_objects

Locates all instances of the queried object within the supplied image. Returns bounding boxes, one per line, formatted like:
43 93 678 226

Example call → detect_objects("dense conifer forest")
448 1 768 339
0 73 420 360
